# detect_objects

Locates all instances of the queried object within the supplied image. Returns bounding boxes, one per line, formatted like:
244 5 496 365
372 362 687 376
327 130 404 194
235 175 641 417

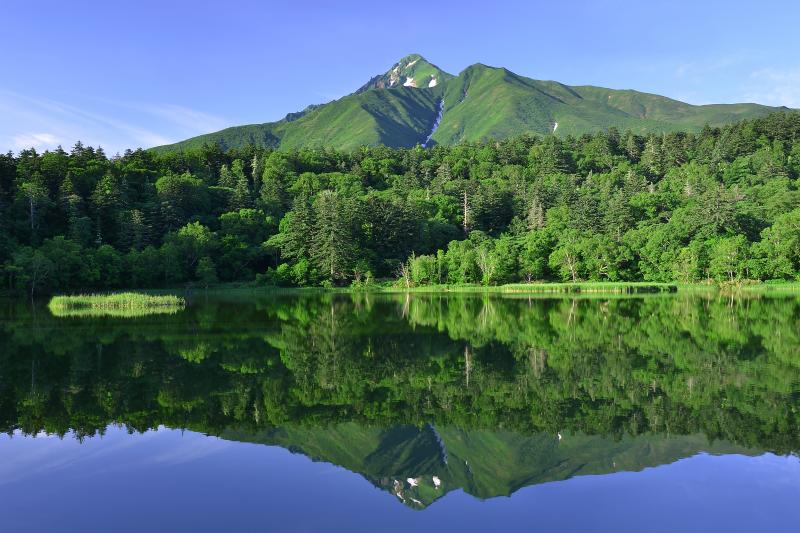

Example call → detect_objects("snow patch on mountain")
428 77 438 87
421 100 444 148
404 77 416 87
386 66 402 87
553 121 558 133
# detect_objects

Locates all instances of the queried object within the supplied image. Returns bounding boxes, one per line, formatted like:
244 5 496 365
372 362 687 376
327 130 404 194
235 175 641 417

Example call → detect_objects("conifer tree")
311 190 357 283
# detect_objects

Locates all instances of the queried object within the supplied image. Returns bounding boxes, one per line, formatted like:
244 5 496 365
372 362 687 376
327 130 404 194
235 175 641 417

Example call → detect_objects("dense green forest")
3 111 800 294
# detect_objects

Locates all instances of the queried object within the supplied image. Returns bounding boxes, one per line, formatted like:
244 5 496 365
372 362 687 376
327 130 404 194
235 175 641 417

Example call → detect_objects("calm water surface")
2 292 800 532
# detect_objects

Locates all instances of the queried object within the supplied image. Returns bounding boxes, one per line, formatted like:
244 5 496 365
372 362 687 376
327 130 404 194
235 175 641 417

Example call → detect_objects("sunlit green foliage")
48 292 185 317
2 112 800 293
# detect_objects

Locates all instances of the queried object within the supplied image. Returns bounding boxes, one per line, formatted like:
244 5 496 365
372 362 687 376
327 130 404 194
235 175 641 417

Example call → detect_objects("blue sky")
3 0 800 154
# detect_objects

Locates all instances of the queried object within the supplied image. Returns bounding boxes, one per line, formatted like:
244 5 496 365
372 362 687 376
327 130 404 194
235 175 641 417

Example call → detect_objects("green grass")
157 280 800 296
42 281 800 302
48 292 186 318
378 282 678 294
718 281 800 293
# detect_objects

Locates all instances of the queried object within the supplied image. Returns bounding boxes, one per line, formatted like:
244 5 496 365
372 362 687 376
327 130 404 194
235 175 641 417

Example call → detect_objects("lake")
2 291 800 532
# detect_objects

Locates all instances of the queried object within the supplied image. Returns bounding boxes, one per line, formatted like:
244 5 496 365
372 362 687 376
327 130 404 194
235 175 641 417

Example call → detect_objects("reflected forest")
2 293 800 506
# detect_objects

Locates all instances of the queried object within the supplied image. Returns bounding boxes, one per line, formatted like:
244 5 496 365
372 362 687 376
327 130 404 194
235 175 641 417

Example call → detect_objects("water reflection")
1 292 800 508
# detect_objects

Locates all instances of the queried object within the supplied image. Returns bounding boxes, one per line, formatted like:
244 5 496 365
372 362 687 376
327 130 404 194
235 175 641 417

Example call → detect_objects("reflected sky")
2 426 799 533
4 292 800 531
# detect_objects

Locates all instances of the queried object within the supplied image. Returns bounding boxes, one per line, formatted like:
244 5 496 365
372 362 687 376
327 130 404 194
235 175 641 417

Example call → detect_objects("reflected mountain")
225 423 753 508
0 292 797 508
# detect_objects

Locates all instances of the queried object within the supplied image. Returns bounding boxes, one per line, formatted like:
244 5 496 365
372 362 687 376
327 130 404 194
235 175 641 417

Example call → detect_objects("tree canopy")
3 112 800 292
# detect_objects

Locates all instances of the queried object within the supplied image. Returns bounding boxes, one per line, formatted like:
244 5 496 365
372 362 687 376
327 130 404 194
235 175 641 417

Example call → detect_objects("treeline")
3 111 800 292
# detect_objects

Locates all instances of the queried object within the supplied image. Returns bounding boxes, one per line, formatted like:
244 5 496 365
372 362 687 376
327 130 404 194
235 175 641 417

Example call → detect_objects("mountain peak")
398 53 425 63
154 55 793 153
357 54 453 92
460 62 503 75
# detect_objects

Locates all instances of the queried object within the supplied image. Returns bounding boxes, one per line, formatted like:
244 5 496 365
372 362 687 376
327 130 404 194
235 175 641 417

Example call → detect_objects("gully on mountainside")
422 99 444 147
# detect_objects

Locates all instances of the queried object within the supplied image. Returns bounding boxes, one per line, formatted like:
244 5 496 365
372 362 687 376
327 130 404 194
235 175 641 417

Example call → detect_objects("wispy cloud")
745 67 800 108
135 103 228 133
10 132 60 150
144 433 231 466
674 56 741 80
0 90 230 154
0 426 231 487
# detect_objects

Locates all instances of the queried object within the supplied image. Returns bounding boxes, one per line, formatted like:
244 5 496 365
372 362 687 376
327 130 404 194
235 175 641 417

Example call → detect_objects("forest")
3 111 800 294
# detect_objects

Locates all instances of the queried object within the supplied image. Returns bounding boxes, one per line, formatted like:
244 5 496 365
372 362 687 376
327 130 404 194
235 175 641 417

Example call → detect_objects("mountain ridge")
152 54 793 153
222 423 755 510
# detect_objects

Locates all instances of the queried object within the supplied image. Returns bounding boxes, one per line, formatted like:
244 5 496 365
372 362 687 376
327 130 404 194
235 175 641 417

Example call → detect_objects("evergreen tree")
90 174 127 245
230 159 253 210
218 163 236 188
311 190 357 284
530 136 573 175
251 154 265 195
640 134 665 177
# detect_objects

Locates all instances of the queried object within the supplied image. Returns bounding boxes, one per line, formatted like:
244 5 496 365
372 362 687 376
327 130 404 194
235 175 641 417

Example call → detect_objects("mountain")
223 423 754 510
356 53 453 92
153 54 791 152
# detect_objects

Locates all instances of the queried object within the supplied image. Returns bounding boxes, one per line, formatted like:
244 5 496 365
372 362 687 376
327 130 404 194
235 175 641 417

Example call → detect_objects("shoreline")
6 281 800 301
194 280 800 295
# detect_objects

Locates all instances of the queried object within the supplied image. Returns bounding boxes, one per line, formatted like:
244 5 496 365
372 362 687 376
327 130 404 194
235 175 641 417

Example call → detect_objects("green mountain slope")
278 86 441 149
222 423 754 509
153 54 791 152
434 64 787 142
155 84 441 152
